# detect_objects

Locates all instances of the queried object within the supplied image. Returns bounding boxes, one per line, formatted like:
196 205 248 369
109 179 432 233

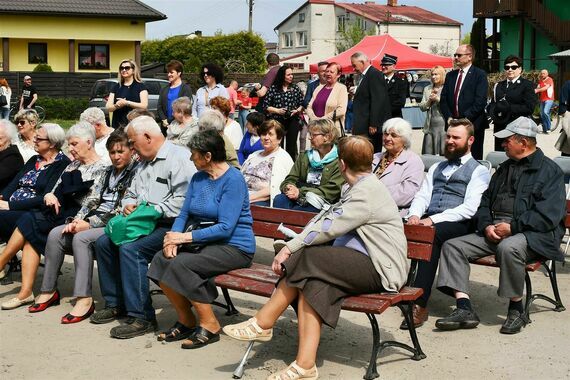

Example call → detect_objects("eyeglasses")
33 136 50 142
380 64 393 67
16 120 27 125
203 72 211 77
308 133 324 139
119 66 133 71
453 53 470 58
504 64 520 71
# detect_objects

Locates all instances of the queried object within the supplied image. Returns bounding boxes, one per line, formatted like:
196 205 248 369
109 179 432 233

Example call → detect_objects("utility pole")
248 0 254 33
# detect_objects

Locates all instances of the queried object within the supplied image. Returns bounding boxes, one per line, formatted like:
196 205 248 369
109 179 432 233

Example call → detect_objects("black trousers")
413 220 471 307
472 125 485 160
280 117 300 161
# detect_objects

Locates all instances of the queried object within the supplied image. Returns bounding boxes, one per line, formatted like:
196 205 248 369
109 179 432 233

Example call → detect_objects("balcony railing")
473 0 524 18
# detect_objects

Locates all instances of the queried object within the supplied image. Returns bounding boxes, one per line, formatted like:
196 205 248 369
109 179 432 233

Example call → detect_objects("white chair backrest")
421 154 446 172
485 151 508 169
478 160 492 172
553 156 570 199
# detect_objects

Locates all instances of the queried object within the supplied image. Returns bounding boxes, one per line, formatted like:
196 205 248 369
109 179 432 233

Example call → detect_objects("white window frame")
297 31 307 47
282 32 294 48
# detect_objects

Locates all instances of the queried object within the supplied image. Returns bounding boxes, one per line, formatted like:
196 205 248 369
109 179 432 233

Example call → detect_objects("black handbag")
179 221 216 253
0 94 7 107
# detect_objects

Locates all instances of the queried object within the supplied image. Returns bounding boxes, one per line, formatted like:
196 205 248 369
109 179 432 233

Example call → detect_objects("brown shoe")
400 305 429 330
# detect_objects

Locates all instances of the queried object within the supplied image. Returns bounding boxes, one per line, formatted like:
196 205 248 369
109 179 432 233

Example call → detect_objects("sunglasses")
380 64 393 67
504 64 520 71
120 66 133 71
203 71 212 77
17 120 27 125
453 53 470 58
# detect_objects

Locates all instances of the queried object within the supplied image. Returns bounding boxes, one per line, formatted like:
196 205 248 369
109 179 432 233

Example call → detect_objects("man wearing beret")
435 117 566 334
380 54 407 118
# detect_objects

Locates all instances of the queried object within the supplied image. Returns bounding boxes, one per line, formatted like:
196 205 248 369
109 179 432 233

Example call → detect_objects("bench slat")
252 221 304 240
473 255 543 272
251 206 315 226
342 296 390 314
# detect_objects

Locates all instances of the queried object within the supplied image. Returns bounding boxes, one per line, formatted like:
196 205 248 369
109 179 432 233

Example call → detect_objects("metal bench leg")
222 288 239 316
402 303 426 361
232 341 255 379
364 313 380 380
545 262 566 312
524 273 533 321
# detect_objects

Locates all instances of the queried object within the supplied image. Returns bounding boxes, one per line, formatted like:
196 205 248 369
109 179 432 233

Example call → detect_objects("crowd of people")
0 47 568 379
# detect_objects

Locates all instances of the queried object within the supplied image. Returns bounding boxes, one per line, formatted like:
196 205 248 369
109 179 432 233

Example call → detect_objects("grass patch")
44 119 77 130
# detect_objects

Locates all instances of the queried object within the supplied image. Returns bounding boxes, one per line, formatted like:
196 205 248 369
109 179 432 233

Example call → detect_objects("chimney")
194 30 202 37
387 0 397 6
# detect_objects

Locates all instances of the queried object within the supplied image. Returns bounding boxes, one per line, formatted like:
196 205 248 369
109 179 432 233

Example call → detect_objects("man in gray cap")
19 75 38 110
381 54 407 118
434 116 566 335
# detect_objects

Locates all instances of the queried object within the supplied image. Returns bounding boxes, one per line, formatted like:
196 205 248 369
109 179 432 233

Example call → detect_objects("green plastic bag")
104 202 162 245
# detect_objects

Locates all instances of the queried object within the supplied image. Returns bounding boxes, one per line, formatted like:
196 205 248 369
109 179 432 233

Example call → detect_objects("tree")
461 33 471 45
141 32 266 73
429 42 453 56
336 21 374 53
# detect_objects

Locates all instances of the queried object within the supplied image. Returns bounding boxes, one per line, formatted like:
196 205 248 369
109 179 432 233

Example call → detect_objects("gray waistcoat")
426 158 480 216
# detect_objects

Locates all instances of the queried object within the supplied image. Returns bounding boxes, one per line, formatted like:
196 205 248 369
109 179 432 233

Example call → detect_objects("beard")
444 141 469 160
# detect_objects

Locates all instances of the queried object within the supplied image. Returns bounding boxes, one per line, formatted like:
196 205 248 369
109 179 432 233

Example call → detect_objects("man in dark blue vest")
401 118 491 329
435 117 566 334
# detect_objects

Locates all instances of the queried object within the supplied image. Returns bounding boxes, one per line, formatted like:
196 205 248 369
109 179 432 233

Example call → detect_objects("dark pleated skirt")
0 210 27 242
148 244 252 304
282 246 384 328
17 210 66 254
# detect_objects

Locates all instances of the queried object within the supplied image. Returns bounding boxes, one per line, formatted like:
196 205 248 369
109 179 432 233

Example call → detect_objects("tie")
506 80 511 89
453 69 464 117
386 77 390 84
448 159 461 167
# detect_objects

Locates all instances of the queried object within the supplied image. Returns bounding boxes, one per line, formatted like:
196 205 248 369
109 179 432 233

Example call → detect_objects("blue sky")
142 0 476 41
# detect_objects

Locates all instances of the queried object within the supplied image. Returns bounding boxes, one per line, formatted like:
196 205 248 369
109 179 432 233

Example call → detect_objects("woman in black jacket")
0 120 24 192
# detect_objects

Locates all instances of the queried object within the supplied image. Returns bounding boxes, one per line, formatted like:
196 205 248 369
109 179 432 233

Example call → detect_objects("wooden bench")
214 205 435 379
471 202 568 321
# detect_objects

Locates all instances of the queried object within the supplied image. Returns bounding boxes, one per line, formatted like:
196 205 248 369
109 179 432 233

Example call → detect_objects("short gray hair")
67 121 96 147
39 123 66 150
382 117 413 149
350 51 369 62
172 96 193 116
125 115 162 136
198 109 225 132
80 107 106 126
0 119 19 144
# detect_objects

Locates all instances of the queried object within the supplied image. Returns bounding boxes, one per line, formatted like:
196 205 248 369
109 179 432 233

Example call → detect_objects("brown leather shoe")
400 305 429 330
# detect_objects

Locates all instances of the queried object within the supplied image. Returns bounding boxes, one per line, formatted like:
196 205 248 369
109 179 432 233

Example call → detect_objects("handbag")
333 110 346 138
104 202 162 246
179 221 216 253
0 94 7 107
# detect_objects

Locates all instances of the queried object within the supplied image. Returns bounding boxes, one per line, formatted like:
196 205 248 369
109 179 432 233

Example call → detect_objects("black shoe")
435 308 480 331
110 317 157 339
500 309 529 334
90 306 126 324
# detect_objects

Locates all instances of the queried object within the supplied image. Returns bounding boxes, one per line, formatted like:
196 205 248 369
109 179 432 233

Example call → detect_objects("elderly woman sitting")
31 131 138 323
273 119 344 212
0 120 24 193
0 121 107 310
224 136 409 379
167 96 199 147
14 108 39 162
0 124 69 273
198 109 240 168
148 129 255 348
372 118 424 217
241 120 294 206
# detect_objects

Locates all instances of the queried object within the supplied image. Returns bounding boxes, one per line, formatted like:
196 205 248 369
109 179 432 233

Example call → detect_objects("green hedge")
36 97 89 120
142 31 267 74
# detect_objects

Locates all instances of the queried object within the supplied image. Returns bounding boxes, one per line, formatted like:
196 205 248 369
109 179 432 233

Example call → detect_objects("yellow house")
0 0 165 73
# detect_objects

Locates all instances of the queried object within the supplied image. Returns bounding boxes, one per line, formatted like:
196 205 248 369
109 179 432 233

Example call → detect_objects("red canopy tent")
309 34 453 74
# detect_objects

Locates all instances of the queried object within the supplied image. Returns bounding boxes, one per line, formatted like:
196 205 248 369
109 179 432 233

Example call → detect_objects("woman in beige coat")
306 62 348 136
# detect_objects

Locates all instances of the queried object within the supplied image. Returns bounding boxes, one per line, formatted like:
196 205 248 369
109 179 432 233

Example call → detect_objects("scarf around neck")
308 145 338 170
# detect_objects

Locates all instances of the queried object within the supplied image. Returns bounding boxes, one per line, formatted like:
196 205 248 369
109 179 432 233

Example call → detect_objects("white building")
275 0 462 71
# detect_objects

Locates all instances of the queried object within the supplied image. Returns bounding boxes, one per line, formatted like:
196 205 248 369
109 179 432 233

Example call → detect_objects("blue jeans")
540 100 553 132
0 107 9 120
238 109 250 133
273 193 320 213
95 227 168 320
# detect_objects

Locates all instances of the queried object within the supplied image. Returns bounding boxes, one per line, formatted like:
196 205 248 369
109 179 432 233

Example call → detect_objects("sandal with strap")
157 321 195 342
222 317 273 342
267 361 319 380
180 326 220 349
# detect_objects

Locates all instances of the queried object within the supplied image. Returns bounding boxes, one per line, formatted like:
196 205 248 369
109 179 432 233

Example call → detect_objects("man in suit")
489 55 536 151
440 45 488 160
350 52 391 152
381 54 408 118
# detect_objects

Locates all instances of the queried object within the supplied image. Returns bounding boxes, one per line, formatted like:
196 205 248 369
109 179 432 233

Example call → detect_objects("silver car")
88 78 169 124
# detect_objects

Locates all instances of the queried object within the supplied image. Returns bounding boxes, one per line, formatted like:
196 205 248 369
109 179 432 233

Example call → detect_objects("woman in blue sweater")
237 111 264 164
148 129 255 349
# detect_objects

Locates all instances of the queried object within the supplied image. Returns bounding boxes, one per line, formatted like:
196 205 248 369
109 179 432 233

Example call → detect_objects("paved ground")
1 128 569 380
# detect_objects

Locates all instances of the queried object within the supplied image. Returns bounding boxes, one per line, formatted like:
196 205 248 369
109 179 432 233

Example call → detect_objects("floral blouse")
10 151 67 202
262 84 304 123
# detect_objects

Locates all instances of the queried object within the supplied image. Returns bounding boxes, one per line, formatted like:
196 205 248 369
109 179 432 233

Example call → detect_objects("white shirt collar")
459 64 471 73
361 64 371 76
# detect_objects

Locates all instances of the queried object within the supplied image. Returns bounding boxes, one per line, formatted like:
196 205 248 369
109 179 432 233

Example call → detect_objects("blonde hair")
430 65 446 86
116 59 142 84
308 118 339 145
